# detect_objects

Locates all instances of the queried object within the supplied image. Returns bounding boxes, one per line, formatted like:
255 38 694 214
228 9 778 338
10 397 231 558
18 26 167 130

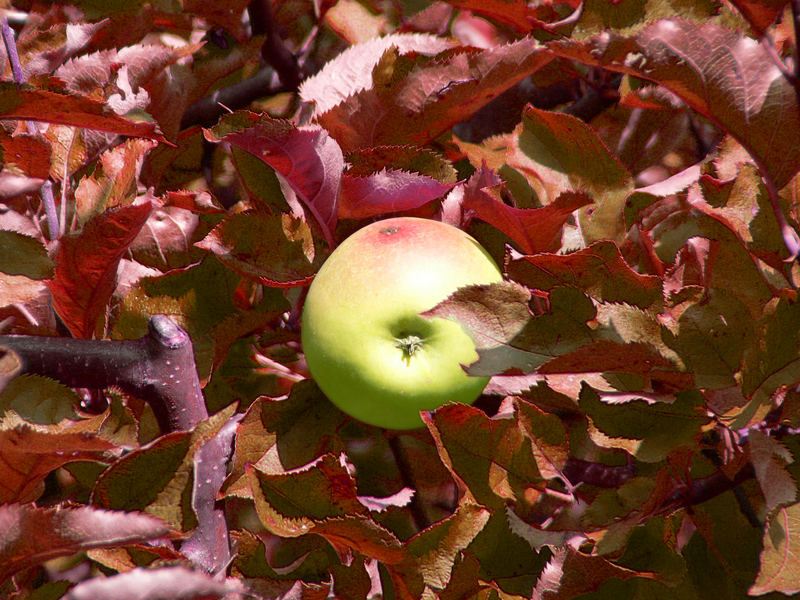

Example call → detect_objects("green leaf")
750 502 800 596
509 105 633 243
0 231 53 279
579 386 710 462
0 374 81 424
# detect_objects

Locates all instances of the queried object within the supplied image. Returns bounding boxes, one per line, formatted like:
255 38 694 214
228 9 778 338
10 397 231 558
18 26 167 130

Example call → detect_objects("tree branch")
248 0 302 91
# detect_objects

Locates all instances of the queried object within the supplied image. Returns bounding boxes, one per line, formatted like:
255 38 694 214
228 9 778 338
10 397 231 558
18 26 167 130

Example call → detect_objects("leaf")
74 139 156 223
299 33 455 115
223 380 348 494
547 19 800 189
346 145 458 183
579 385 710 462
0 133 52 179
0 504 174 582
0 83 165 140
206 111 343 242
508 105 633 243
506 240 662 308
727 0 790 34
533 546 655 599
338 168 453 219
195 212 327 287
92 405 236 531
0 231 53 279
0 374 81 424
63 566 245 600
316 36 553 152
391 501 490 597
48 201 153 338
749 430 797 513
514 399 569 481
425 282 599 377
442 0 537 33
750 502 800 596
461 168 593 254
0 414 115 503
425 403 543 509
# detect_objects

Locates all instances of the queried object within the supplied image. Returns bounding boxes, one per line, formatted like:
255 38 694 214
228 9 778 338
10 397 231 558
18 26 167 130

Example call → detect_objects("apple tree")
1 0 800 598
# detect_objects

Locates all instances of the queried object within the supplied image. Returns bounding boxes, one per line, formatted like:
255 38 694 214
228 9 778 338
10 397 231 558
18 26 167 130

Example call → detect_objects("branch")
180 67 288 130
1 17 59 240
248 0 302 91
0 315 236 574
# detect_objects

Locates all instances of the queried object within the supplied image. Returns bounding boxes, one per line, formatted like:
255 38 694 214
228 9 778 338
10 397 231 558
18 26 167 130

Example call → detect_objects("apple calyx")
395 333 424 361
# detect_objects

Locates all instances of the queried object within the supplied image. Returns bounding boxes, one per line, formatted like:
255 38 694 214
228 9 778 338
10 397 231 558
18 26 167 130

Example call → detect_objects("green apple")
301 217 502 429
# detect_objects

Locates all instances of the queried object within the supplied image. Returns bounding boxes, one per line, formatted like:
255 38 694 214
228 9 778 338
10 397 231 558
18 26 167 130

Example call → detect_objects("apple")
301 217 502 429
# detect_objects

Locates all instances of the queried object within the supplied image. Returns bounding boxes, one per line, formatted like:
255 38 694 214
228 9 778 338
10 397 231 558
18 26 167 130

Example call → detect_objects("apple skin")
301 217 502 429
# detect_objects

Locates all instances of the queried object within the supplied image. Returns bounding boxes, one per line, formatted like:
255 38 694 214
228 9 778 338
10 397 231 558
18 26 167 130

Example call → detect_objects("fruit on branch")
301 217 502 429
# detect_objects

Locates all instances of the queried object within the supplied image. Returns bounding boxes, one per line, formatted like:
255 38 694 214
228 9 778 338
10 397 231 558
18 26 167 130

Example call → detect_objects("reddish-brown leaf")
728 0 790 34
461 168 592 254
195 212 327 288
206 112 343 243
0 84 165 141
443 0 537 33
0 133 51 179
316 37 553 152
48 201 153 338
339 169 453 219
0 504 174 582
0 416 115 503
506 240 662 308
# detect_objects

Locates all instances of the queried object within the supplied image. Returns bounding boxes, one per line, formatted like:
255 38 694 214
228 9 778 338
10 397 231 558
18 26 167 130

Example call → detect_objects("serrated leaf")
514 399 569 480
508 105 633 243
48 201 153 338
206 112 343 240
749 430 797 513
462 168 593 254
0 374 81 424
425 403 543 509
507 240 662 308
74 139 155 223
0 414 115 503
346 145 457 183
316 37 553 152
0 83 165 140
92 405 236 530
579 385 710 462
425 282 599 376
0 133 52 179
0 504 174 582
339 168 453 219
0 231 54 279
299 33 455 115
63 566 245 600
196 212 327 287
750 502 800 596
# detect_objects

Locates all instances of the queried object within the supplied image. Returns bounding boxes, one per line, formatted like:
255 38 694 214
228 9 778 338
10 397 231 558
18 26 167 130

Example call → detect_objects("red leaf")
461 168 592 254
316 37 553 152
443 0 537 33
339 169 453 219
0 504 174 582
0 83 165 141
48 202 153 338
206 112 343 244
506 240 663 307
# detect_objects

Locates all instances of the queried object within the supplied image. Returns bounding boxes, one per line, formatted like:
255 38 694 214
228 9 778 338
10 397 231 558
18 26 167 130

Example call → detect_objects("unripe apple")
301 217 502 429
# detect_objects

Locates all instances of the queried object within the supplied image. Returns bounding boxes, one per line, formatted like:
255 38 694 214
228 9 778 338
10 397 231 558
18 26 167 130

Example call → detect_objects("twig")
0 315 207 431
658 462 756 515
248 0 302 91
1 17 60 240
180 67 288 130
387 434 431 532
